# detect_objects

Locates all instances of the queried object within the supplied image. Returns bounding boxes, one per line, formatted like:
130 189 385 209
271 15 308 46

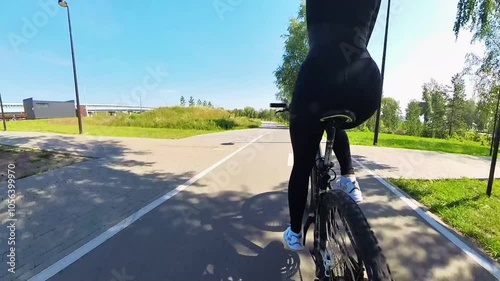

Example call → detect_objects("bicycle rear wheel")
318 190 393 281
306 164 318 214
306 148 322 214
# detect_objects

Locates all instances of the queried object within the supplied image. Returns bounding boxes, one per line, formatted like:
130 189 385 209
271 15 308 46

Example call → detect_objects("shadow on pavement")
241 191 289 232
0 134 197 280
48 185 302 281
0 133 149 159
352 155 395 172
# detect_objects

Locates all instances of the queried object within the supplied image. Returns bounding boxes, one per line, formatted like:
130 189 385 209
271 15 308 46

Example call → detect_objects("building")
23 98 77 119
3 100 154 120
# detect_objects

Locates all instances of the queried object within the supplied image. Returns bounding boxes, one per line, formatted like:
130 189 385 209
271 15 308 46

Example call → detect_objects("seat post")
324 121 337 165
325 121 337 142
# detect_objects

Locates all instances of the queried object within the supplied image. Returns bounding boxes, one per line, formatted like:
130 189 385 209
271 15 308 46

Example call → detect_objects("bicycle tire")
319 190 393 281
307 149 323 213
306 164 318 213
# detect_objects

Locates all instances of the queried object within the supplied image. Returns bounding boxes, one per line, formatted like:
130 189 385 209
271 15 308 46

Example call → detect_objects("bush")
393 129 406 135
86 106 260 131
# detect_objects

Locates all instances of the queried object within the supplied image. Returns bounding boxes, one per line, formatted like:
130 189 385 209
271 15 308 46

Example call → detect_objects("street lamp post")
491 89 500 155
373 0 392 145
0 92 6 131
487 86 500 197
487 107 500 197
59 0 83 134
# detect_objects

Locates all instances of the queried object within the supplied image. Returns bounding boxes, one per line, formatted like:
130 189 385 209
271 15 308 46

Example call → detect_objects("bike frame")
306 115 354 280
305 120 338 279
270 102 350 279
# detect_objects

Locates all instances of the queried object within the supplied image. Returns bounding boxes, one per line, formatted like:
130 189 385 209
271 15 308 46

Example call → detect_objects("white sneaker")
283 225 304 251
333 176 363 203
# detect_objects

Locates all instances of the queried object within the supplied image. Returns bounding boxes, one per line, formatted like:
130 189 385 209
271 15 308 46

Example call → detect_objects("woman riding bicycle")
283 0 383 251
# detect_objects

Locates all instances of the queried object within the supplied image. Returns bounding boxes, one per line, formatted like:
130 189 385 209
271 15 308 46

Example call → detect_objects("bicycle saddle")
319 109 356 124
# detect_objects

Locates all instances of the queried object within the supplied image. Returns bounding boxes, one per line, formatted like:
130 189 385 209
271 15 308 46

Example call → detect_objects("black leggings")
288 54 382 234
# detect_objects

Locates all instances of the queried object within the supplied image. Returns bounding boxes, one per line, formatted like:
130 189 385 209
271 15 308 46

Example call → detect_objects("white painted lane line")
288 152 293 167
352 157 500 280
28 133 270 281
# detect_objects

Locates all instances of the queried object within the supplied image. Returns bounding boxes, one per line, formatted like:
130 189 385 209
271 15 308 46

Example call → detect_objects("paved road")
0 124 499 281
351 145 499 179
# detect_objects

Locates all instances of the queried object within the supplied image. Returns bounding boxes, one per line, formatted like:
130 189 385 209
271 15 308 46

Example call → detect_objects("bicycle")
270 102 393 281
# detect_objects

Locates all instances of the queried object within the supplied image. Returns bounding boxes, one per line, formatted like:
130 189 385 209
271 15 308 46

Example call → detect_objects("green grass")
88 106 261 130
6 121 217 139
346 131 491 156
388 178 500 262
5 106 261 139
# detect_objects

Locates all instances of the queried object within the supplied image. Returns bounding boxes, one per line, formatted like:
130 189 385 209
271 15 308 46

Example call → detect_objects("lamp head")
58 0 68 7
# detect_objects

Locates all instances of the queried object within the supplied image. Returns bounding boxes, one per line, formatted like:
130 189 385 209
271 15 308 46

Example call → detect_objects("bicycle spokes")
324 207 365 281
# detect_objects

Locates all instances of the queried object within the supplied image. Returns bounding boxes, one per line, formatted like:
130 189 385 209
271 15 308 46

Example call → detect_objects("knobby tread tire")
319 190 393 281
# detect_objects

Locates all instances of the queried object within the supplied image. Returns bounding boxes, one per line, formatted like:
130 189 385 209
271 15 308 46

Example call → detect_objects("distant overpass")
2 103 24 114
82 104 155 114
1 102 155 118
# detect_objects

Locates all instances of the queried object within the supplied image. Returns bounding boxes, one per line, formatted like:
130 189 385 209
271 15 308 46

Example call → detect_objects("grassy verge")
4 106 261 139
388 178 500 262
346 131 490 157
6 121 218 139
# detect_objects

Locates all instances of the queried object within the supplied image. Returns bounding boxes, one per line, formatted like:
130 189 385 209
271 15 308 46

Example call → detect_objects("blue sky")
0 0 485 111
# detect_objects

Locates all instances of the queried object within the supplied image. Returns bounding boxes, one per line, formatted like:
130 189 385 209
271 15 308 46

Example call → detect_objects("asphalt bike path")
1 124 499 280
0 129 268 281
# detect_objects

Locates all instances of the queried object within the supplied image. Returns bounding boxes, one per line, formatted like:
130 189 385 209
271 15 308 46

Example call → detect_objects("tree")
273 3 308 103
430 93 448 138
463 13 500 134
208 101 213 108
405 100 423 136
464 98 478 130
421 79 448 138
447 73 467 136
203 100 208 107
476 85 500 132
259 109 275 121
357 112 378 132
243 107 257 118
380 97 401 133
197 99 202 106
421 79 441 124
453 0 499 41
188 96 195 107
180 96 186 106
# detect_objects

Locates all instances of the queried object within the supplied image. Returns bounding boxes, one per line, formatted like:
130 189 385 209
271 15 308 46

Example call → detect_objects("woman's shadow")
193 191 303 281
199 238 300 281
